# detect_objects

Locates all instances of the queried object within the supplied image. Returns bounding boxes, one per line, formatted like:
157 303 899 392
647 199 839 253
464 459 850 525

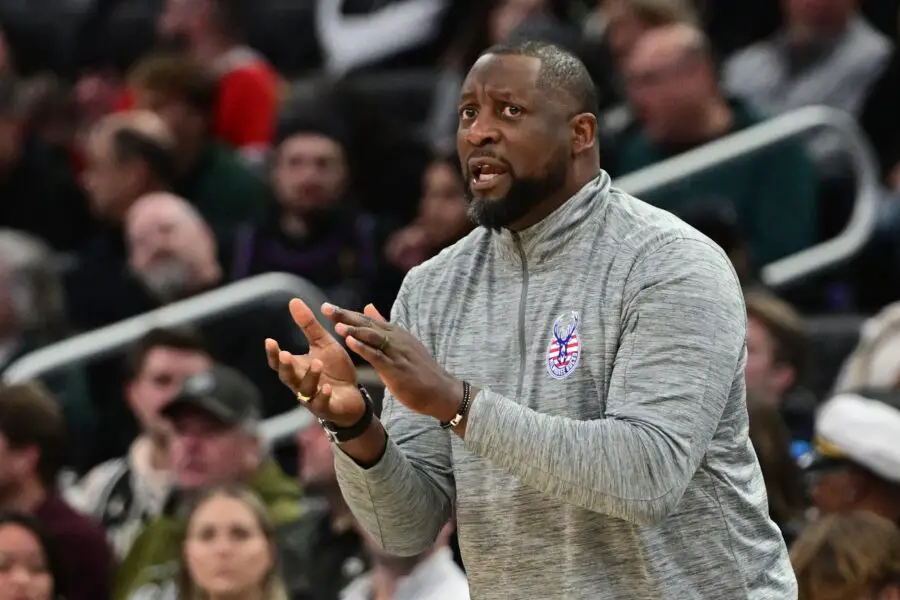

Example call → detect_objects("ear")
14 445 40 479
770 363 796 397
570 113 598 156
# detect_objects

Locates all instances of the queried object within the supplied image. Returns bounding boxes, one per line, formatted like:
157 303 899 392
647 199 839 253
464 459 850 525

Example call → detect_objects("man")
0 383 114 600
745 291 815 445
803 389 900 523
125 192 304 421
156 0 280 162
723 0 891 120
115 364 311 600
66 327 212 559
612 23 819 268
223 113 388 313
266 40 796 598
341 521 469 600
129 53 269 235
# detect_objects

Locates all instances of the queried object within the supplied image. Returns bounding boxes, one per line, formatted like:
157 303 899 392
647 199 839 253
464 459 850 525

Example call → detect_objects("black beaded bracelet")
440 381 472 430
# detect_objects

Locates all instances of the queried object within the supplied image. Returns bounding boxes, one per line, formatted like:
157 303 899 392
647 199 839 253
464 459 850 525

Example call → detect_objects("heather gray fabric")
334 171 797 599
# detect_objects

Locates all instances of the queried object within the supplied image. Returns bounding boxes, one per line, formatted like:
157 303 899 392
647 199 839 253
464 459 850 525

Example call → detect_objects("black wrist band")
440 381 471 430
320 385 374 444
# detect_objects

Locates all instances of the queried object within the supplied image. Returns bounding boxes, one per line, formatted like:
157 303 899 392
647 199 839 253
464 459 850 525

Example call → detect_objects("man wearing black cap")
115 364 318 600
222 112 395 314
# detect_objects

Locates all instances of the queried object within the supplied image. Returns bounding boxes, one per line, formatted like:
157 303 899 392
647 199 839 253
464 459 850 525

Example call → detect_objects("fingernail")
322 302 335 312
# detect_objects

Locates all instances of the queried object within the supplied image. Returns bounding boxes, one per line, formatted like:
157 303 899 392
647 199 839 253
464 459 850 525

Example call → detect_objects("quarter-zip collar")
493 171 609 266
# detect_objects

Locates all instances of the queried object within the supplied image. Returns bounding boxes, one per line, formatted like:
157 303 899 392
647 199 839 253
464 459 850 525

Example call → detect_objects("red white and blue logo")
546 311 581 380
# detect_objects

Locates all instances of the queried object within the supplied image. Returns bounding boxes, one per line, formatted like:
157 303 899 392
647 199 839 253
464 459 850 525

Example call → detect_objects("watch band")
440 381 472 430
319 385 374 444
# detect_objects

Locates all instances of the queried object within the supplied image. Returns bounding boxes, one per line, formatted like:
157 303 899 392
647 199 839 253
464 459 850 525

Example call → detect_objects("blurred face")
134 89 206 147
746 317 794 400
83 133 143 221
272 134 347 216
604 1 652 67
418 161 468 241
809 465 862 514
488 0 546 45
127 201 213 301
0 524 53 600
184 495 273 597
457 54 572 230
158 0 207 49
298 426 335 489
127 346 212 437
785 0 856 37
623 46 710 143
171 410 257 489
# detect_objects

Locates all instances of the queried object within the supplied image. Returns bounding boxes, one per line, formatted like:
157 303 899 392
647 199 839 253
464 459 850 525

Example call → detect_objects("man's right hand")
265 298 366 427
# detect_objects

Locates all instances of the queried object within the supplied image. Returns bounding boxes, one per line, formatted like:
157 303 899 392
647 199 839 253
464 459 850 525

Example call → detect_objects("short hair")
0 383 66 488
745 291 807 378
129 54 218 114
92 111 177 186
125 327 210 381
480 40 599 117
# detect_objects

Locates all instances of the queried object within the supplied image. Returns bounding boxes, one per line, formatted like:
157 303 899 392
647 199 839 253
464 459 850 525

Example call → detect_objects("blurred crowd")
0 0 900 598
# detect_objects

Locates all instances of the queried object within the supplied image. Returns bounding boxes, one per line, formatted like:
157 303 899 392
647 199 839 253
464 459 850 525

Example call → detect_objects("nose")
464 115 501 147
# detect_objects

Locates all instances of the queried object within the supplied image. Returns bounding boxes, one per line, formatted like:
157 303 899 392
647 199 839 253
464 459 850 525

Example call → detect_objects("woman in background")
179 485 288 600
0 510 65 600
791 511 900 600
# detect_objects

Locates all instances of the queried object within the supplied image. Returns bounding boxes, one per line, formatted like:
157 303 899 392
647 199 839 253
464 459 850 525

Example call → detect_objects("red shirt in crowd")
35 494 115 600
117 46 281 154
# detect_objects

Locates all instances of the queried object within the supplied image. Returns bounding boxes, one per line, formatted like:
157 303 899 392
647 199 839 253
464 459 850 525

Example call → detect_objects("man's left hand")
322 302 465 423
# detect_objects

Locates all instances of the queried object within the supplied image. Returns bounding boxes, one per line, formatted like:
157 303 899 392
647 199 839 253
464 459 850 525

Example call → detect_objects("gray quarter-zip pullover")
334 172 797 599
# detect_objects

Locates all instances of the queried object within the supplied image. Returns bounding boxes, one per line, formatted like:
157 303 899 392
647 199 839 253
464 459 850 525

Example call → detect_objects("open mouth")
469 158 510 191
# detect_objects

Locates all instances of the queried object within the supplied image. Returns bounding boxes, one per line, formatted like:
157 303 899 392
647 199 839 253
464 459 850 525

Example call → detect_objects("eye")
459 106 477 120
501 104 523 118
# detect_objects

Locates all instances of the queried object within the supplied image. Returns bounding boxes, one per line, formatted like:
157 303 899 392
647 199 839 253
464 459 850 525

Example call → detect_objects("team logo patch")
546 311 581 380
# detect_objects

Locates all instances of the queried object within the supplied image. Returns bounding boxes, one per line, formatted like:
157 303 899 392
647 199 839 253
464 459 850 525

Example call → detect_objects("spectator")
125 192 306 421
384 153 470 275
804 390 900 522
611 23 819 268
0 76 94 253
156 0 281 162
790 511 900 600
224 114 388 313
129 53 270 235
0 383 114 600
723 0 892 120
745 291 815 443
179 485 290 600
594 0 699 69
295 424 368 600
0 510 67 600
834 302 900 392
341 521 469 600
66 328 213 559
115 365 313 600
0 229 95 474
746 399 808 546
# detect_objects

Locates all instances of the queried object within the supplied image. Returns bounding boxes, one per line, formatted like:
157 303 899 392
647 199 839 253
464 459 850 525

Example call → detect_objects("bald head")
126 193 217 301
91 110 175 149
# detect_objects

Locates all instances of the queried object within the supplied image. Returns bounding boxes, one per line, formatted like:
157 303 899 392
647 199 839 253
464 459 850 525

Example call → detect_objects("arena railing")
1 273 330 445
614 105 881 289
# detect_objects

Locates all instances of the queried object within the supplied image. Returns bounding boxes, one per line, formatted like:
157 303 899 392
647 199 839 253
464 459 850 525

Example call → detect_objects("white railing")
615 105 881 289
1 273 330 444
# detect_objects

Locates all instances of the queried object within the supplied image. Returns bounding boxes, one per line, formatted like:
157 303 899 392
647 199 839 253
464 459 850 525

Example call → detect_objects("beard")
465 147 569 231
137 259 195 303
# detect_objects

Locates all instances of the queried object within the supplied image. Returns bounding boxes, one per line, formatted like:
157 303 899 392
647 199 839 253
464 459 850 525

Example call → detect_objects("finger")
264 338 281 370
334 323 386 348
289 299 337 348
306 382 333 415
346 335 389 366
323 303 383 329
295 359 323 403
364 304 388 323
277 350 309 391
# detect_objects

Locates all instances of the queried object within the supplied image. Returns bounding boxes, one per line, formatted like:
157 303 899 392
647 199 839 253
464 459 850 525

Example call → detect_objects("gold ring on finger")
378 335 390 352
297 391 312 403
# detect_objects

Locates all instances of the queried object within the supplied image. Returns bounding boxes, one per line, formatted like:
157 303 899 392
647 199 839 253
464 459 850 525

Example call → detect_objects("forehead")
460 54 543 100
142 346 211 372
279 134 344 159
129 202 183 233
625 39 683 72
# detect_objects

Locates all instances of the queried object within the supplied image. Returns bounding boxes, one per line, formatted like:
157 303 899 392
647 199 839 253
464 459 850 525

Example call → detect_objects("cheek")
239 541 273 582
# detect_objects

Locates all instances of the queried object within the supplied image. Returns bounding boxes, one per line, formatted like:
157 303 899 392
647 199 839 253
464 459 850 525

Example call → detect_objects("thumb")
289 299 337 347
363 303 388 323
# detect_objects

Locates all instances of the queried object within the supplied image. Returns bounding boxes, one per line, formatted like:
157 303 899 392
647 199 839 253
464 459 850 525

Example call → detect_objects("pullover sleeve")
463 238 747 525
334 271 455 557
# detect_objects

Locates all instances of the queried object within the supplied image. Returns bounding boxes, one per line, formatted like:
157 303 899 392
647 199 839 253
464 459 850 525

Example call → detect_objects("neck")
208 589 263 600
508 163 599 231
280 212 309 237
145 433 171 471
3 478 47 513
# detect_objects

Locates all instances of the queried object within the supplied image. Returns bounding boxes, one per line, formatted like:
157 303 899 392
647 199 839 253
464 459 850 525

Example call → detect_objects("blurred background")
0 0 899 599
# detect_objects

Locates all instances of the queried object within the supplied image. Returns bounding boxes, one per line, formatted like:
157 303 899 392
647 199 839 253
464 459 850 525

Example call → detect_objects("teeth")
478 172 498 182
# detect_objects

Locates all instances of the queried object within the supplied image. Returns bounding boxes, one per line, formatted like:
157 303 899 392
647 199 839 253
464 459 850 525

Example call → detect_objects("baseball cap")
161 364 262 429
802 390 900 483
